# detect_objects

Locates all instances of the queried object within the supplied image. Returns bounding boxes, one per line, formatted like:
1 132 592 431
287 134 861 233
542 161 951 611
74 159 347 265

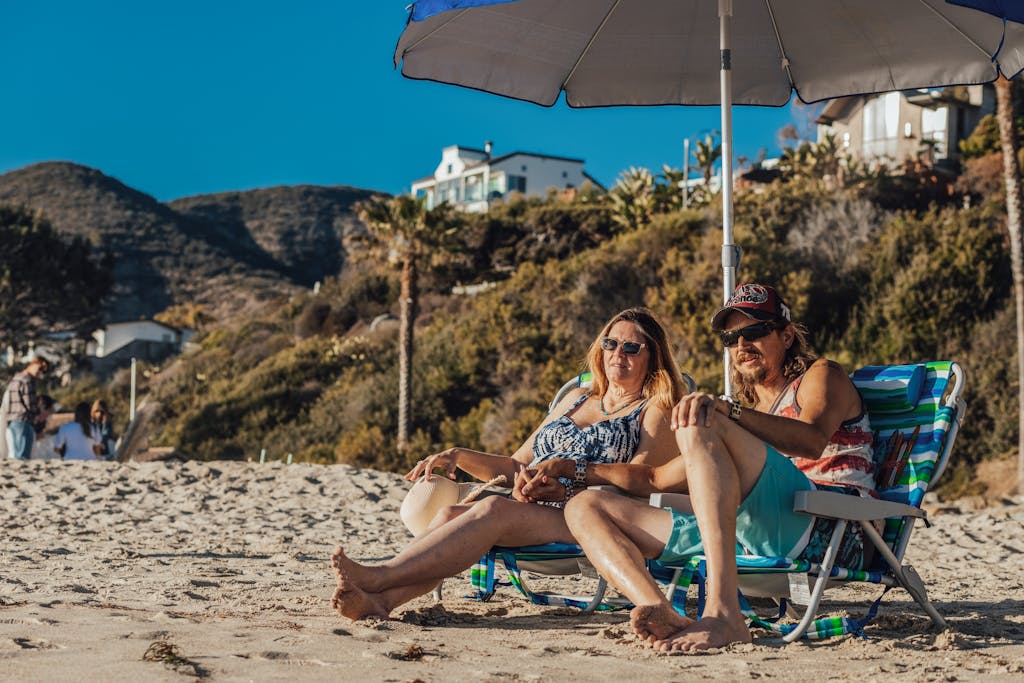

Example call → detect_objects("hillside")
168 185 371 287
0 162 378 322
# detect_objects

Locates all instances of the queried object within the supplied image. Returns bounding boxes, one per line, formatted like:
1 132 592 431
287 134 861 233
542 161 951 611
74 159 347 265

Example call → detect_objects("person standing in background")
3 356 50 460
90 399 116 460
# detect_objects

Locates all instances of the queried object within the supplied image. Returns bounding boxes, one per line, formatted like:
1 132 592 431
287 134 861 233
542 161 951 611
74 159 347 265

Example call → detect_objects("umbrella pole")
719 0 739 396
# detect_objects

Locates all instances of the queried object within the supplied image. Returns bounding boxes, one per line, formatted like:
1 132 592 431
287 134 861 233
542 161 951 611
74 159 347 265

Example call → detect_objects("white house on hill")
815 85 994 171
411 141 601 212
91 320 175 358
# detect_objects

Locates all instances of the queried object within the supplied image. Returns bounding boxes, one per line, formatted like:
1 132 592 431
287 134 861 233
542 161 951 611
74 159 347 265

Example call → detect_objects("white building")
89 320 191 359
411 142 601 212
815 85 994 170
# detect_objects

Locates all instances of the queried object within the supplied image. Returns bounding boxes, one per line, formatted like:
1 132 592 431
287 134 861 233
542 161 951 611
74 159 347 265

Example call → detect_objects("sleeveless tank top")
531 393 647 468
772 374 876 495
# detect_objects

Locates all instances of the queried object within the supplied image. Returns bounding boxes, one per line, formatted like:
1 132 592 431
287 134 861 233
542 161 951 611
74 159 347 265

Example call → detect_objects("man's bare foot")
330 546 379 592
331 572 390 621
630 604 695 645
653 615 751 653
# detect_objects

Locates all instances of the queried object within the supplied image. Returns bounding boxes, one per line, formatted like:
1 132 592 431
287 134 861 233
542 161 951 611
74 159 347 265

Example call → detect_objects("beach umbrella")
394 0 1024 392
947 1 1024 24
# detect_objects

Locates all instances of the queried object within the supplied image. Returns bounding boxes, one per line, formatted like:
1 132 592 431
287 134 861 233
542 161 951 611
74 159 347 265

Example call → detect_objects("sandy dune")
2 459 1023 681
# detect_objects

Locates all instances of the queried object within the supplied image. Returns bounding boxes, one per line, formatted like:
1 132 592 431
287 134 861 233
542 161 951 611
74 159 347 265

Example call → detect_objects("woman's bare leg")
331 496 572 619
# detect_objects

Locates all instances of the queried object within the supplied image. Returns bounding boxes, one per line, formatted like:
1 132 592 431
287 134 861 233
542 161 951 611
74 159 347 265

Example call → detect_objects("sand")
2 459 1023 682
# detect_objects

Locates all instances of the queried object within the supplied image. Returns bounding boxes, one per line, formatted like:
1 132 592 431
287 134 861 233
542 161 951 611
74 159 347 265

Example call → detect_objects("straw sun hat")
400 474 507 536
400 475 464 536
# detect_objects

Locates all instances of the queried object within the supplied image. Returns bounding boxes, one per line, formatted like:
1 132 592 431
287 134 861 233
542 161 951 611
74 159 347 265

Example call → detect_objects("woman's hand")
671 392 725 430
405 448 459 481
519 466 570 503
511 466 534 503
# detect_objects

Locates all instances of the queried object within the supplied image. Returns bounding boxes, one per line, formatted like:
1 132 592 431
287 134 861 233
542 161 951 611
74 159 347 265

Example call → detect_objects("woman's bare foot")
330 546 380 592
630 604 695 645
653 614 751 653
331 572 390 621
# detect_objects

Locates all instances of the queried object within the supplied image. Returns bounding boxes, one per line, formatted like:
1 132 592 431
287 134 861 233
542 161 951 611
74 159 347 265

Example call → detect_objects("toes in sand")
331 572 390 621
653 615 751 654
630 604 695 645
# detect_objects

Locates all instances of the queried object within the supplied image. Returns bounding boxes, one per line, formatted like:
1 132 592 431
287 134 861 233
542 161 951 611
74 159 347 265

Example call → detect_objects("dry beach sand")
2 459 1024 682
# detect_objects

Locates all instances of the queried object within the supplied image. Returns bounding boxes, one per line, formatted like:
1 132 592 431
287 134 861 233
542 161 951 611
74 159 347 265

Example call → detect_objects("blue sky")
1 2 809 201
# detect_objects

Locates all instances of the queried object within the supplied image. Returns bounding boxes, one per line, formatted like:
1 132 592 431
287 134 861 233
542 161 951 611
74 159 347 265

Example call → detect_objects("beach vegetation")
43 121 1024 498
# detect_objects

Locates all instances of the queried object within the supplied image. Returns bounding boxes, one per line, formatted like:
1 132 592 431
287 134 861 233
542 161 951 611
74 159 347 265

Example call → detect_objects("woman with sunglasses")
330 307 687 621
556 283 875 653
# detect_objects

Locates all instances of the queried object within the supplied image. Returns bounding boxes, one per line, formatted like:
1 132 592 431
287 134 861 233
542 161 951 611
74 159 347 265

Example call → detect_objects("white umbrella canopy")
395 0 1024 392
396 0 1024 107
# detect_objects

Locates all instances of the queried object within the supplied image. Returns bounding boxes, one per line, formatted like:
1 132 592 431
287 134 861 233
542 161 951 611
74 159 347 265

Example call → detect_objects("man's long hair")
732 321 818 407
585 307 686 411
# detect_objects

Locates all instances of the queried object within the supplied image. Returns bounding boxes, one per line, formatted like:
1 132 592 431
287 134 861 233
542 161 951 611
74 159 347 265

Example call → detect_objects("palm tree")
994 75 1024 492
693 133 722 198
356 194 458 453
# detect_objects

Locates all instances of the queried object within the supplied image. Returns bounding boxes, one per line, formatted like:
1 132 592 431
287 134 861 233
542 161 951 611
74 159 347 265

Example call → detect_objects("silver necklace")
600 394 641 416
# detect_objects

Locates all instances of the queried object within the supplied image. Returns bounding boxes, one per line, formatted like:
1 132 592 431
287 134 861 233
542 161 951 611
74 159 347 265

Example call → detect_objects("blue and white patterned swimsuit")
530 393 647 469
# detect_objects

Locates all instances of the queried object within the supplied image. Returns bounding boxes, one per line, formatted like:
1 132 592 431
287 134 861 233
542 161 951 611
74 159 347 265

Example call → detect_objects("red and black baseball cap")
711 283 792 330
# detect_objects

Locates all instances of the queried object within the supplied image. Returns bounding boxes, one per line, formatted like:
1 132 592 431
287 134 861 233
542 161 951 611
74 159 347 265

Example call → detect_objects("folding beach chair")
649 361 966 641
469 370 696 612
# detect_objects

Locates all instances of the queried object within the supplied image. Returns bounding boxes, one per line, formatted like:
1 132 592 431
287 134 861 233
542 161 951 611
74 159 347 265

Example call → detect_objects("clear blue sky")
0 2 809 201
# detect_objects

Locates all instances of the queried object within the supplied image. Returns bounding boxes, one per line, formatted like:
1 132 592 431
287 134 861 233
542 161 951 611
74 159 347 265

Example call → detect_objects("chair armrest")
649 492 690 511
793 490 925 521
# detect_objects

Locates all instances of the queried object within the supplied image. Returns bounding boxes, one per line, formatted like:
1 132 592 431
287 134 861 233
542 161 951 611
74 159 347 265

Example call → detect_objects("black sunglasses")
718 321 780 347
600 337 647 356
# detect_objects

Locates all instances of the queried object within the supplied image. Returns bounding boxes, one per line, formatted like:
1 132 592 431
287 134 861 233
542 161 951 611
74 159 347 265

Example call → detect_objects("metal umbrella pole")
720 0 739 397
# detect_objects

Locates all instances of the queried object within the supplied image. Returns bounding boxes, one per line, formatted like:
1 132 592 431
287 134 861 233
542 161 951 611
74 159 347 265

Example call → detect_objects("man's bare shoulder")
808 358 847 375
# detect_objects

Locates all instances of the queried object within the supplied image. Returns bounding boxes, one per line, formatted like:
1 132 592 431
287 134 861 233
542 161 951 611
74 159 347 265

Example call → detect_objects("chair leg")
431 580 443 602
781 520 847 643
663 567 683 602
861 521 947 631
582 578 609 613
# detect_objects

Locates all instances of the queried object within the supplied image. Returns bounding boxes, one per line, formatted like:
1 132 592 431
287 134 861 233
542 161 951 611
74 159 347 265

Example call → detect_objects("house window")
521 165 527 172
562 171 568 178
921 106 948 159
507 175 527 194
465 174 483 201
862 92 900 160
487 175 505 199
437 179 460 204
446 163 453 175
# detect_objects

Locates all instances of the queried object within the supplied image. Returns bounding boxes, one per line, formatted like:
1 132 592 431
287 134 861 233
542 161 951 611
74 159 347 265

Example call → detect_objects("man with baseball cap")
544 283 874 653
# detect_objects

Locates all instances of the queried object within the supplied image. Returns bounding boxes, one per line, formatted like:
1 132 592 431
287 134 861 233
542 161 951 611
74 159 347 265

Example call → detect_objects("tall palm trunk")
397 256 418 453
995 76 1024 493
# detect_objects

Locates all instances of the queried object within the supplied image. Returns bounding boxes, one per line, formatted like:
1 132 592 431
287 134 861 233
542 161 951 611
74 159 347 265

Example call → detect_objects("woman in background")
54 402 99 461
90 399 116 460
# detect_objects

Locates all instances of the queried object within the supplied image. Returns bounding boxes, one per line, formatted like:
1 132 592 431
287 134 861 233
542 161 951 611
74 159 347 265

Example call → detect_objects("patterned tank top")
773 374 876 495
531 393 647 468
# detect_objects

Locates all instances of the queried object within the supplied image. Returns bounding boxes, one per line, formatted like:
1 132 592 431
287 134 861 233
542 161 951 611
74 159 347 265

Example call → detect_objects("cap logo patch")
729 284 769 306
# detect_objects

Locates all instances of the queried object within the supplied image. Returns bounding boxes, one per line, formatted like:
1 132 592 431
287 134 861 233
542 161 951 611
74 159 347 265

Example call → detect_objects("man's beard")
735 352 767 384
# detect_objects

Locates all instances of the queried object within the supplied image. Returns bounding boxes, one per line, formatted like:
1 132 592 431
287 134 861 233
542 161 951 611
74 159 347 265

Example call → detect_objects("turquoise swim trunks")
657 445 815 562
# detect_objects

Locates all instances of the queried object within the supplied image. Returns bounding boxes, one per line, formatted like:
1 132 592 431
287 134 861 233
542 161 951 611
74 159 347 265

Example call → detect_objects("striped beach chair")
649 361 966 641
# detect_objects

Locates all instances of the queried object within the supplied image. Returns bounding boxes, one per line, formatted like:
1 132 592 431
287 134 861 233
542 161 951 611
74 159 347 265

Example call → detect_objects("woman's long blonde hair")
585 307 686 411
